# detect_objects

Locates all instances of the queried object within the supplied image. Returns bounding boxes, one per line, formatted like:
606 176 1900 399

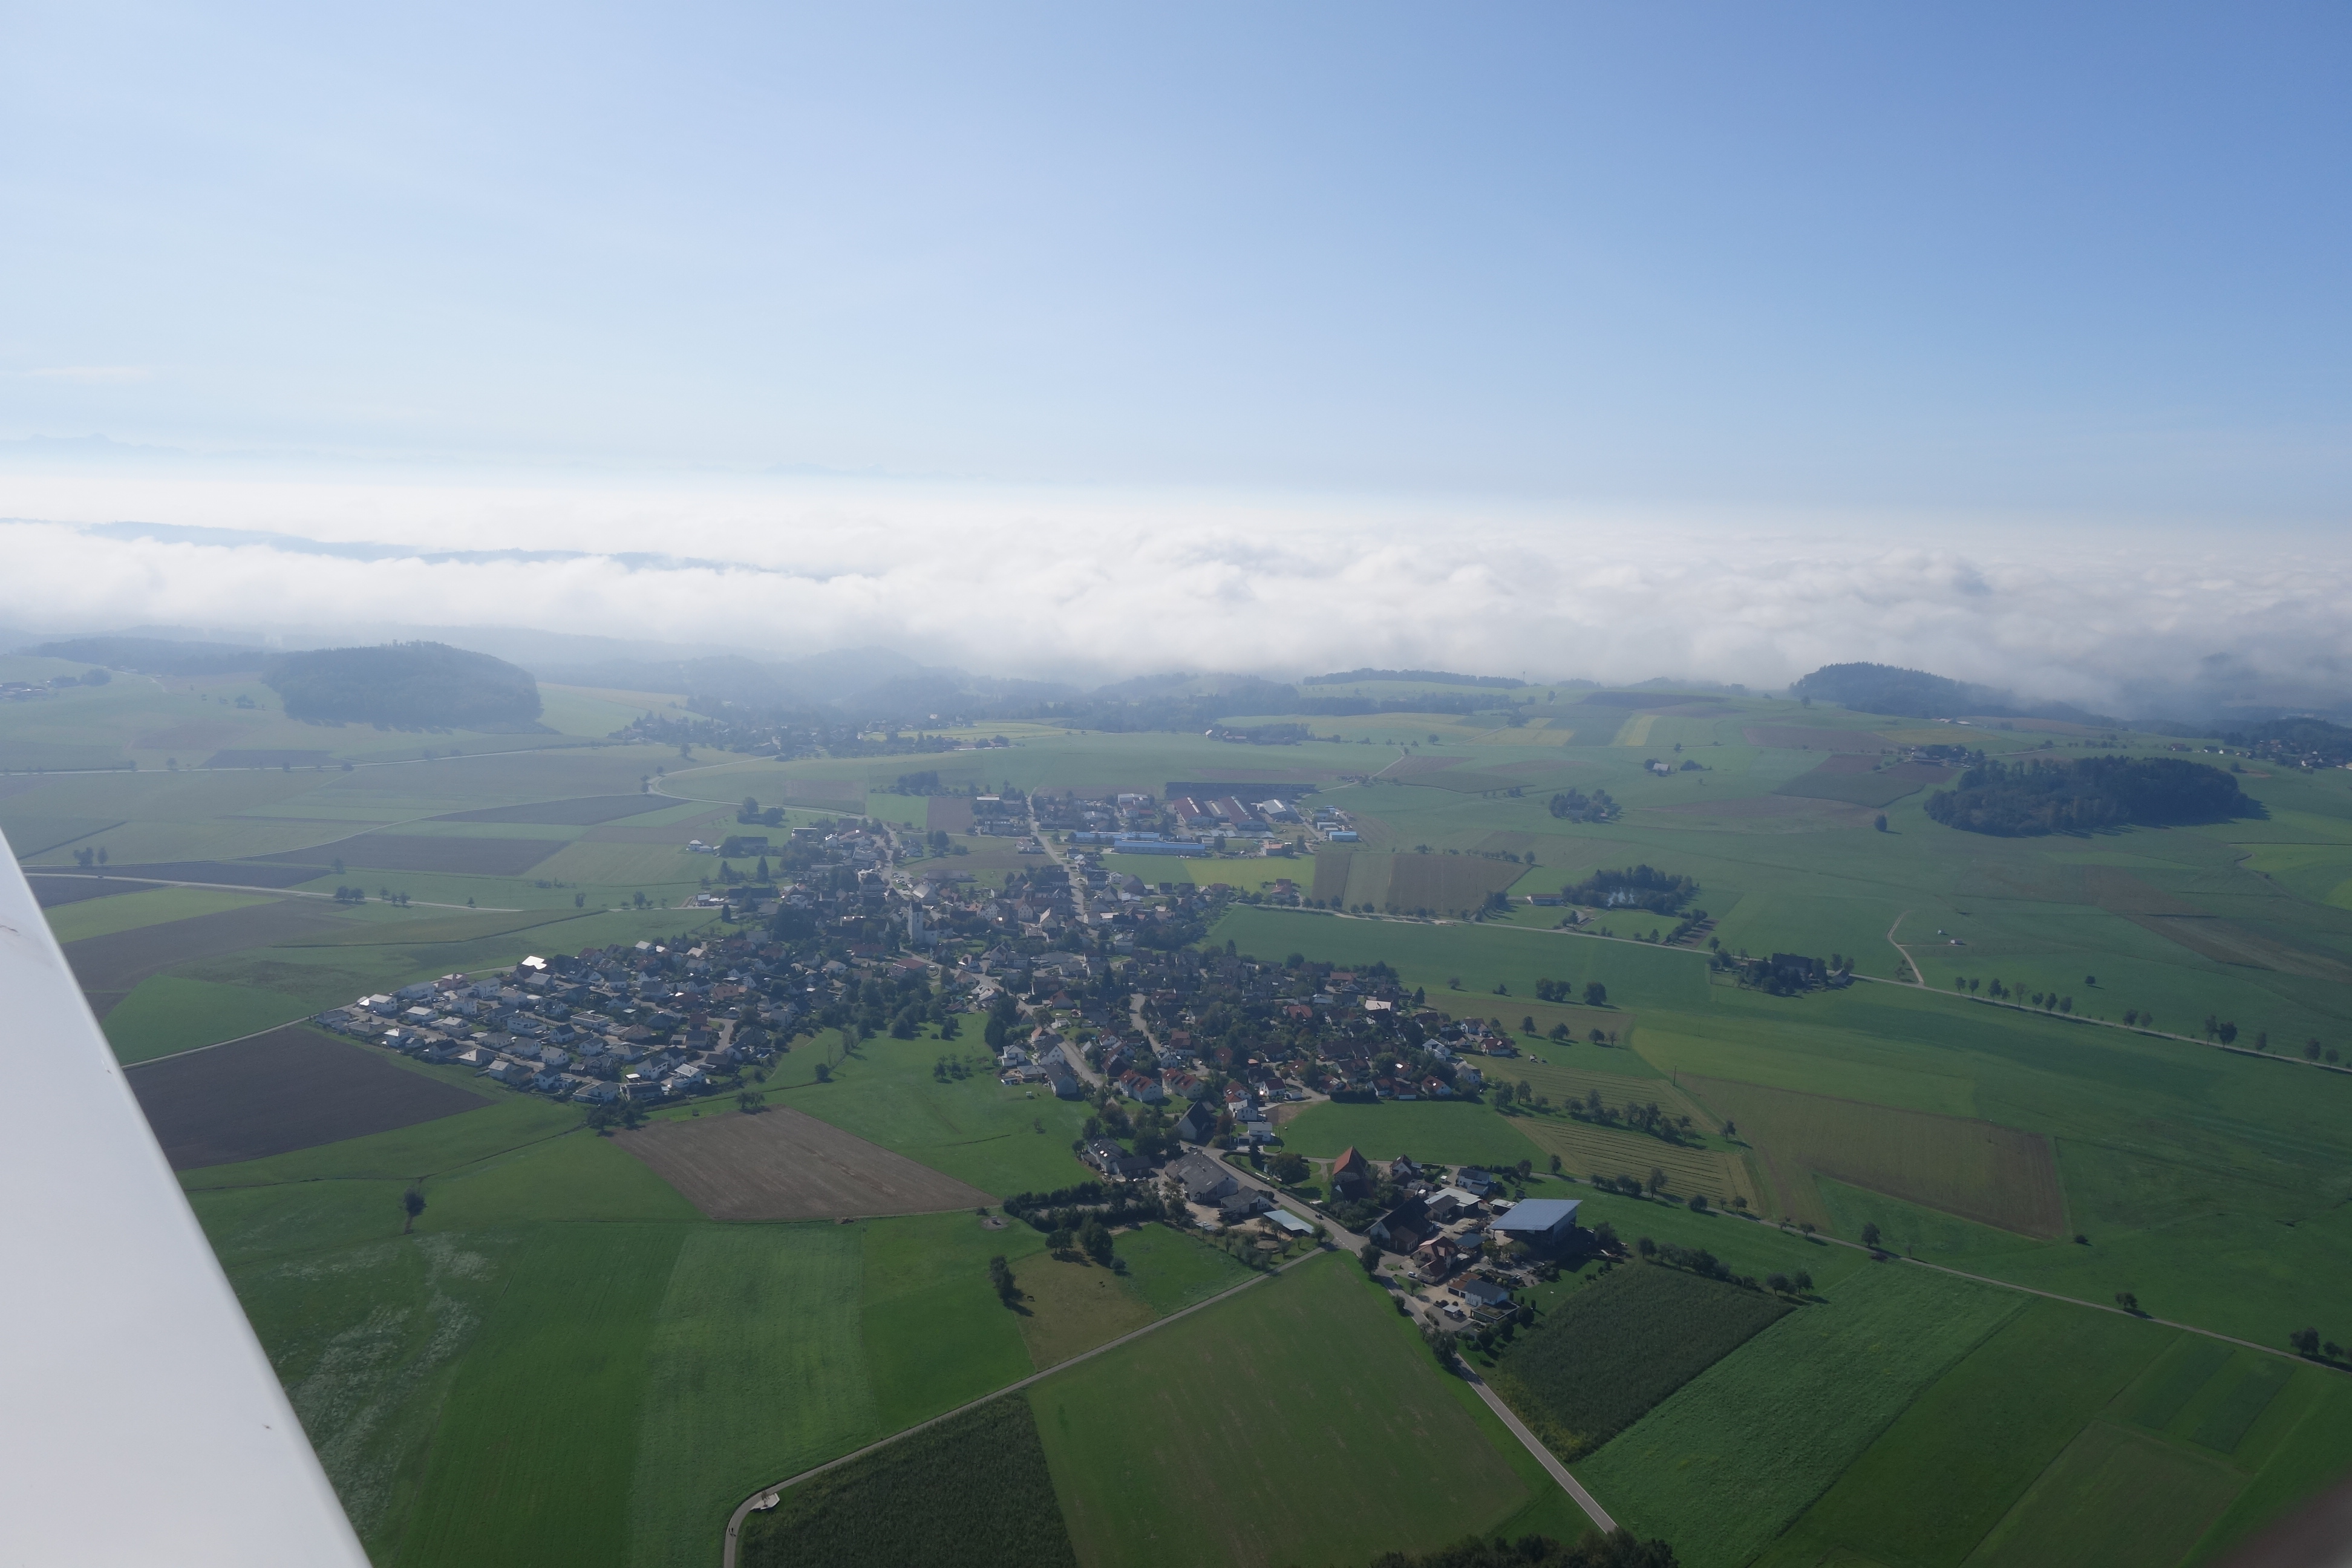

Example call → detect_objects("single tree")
1860 1221 1883 1250
2291 1327 2322 1357
1584 981 1608 1008
2115 1291 2140 1314
1359 1240 1383 1275
402 1187 426 1234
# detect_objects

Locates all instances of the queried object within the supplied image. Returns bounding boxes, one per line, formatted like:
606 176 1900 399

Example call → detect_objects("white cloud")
0 463 2345 714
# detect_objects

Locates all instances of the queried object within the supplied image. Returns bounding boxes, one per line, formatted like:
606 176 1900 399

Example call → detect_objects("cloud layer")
3 465 2347 715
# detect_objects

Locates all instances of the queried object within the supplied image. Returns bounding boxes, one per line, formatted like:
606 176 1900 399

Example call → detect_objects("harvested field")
926 795 975 832
62 898 351 1014
1384 852 1523 912
616 1105 993 1220
1741 725 1892 751
1312 848 1355 903
434 794 671 826
2118 912 2352 982
1684 1075 2065 1238
255 832 562 875
1775 756 1953 808
126 1024 487 1169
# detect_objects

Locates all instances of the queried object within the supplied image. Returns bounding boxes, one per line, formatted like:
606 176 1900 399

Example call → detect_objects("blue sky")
2 4 2350 702
6 1 2348 513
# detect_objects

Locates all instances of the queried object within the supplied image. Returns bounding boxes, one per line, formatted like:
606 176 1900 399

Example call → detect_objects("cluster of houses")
1339 1149 1581 1287
312 935 818 1102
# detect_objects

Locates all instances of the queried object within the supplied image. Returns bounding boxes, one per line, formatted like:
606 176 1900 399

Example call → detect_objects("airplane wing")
0 844 369 1566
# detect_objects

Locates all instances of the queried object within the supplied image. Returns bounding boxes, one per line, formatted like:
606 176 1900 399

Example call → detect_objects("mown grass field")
1491 1263 1791 1458
738 1396 1078 1568
1111 1220 1256 1314
41 882 278 941
1513 1117 1759 1209
757 1028 1096 1198
1580 1263 2025 1568
1030 1255 1534 1568
1685 1073 2066 1237
102 973 322 1062
1754 1298 2174 1568
1964 1421 2244 1568
1277 1098 1547 1168
626 1225 883 1568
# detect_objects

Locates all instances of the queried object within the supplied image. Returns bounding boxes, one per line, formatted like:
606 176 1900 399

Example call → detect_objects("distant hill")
262 642 542 728
1791 662 2007 719
1302 668 1526 689
27 635 265 675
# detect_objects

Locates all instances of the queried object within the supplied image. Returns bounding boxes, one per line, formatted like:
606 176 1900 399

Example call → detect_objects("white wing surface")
0 842 369 1567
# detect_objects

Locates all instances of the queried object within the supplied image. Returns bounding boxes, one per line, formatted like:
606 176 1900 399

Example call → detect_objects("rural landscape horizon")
7 5 2352 1567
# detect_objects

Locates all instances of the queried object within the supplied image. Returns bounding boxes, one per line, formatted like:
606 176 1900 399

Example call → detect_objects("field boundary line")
120 1016 339 1069
718 1243 1330 1568
1454 1364 1615 1532
1704 1205 2352 1379
27 870 521 914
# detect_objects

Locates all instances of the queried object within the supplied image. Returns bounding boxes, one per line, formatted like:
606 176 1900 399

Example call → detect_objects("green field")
1755 1299 2174 1568
1964 1421 2244 1568
102 974 323 1062
757 1028 1097 1198
1581 1263 2026 1568
1494 1262 1792 1459
1276 1099 1547 1168
1030 1255 1535 1568
626 1226 882 1568
738 1396 1077 1568
42 883 280 941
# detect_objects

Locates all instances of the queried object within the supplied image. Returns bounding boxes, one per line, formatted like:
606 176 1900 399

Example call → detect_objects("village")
309 785 1600 1335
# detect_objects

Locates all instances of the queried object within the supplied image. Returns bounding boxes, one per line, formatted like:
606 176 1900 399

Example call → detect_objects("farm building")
1083 1137 1154 1180
1489 1197 1581 1247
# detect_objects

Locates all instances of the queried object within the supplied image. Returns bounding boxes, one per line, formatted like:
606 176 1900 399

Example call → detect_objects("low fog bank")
2 470 2347 723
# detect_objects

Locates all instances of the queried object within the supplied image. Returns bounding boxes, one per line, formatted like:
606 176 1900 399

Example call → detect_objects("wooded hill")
261 641 542 728
1925 756 2250 836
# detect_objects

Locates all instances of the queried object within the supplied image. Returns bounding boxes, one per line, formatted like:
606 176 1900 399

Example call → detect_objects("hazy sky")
3 3 2349 697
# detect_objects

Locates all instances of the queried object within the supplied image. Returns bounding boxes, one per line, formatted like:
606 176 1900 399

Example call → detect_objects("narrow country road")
1456 1364 1615 1532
